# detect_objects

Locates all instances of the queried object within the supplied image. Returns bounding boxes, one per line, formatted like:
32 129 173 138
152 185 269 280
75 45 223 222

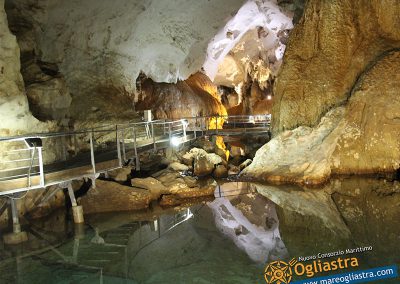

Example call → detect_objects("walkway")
0 115 271 196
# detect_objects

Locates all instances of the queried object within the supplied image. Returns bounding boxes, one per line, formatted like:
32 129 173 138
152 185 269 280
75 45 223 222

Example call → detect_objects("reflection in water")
210 182 288 263
0 178 398 283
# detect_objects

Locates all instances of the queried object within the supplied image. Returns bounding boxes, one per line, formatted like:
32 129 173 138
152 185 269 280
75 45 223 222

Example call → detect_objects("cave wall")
136 72 226 119
3 0 248 128
0 0 48 136
16 0 245 91
331 50 400 174
272 0 400 133
243 0 400 184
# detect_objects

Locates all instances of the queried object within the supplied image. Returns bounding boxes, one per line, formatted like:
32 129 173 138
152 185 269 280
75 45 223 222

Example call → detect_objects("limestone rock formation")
0 0 48 135
26 77 72 121
273 0 400 133
10 0 244 94
80 180 152 214
331 51 400 175
242 107 345 185
213 165 228 179
243 50 400 184
136 72 226 119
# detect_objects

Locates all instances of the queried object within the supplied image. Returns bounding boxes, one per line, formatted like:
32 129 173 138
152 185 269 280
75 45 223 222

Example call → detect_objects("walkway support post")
68 183 84 224
3 198 28 244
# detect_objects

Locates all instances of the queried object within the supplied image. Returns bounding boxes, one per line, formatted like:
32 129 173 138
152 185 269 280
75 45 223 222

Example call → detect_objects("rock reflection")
209 182 289 263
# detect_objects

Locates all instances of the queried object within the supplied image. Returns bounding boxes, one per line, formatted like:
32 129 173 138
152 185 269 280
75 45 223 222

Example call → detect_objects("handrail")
0 114 271 194
0 114 270 142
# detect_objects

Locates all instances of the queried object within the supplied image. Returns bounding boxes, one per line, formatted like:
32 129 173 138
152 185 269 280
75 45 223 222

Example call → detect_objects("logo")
264 258 297 284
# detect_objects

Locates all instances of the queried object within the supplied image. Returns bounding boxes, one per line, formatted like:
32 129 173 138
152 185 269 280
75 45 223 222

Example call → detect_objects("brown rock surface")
213 165 228 178
331 51 400 175
136 72 226 119
273 0 400 133
80 180 151 214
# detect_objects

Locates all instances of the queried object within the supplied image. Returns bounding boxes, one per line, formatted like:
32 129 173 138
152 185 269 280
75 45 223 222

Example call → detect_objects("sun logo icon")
264 258 297 284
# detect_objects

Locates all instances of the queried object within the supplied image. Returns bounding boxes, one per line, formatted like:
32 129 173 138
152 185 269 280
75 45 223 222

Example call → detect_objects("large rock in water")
80 180 151 214
272 0 400 133
241 107 345 185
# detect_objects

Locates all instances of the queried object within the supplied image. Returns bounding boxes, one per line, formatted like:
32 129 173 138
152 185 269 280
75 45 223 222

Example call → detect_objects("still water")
0 178 399 283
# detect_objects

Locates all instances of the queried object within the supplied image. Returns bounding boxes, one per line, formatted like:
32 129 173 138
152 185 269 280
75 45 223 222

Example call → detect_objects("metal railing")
0 115 270 195
0 119 189 194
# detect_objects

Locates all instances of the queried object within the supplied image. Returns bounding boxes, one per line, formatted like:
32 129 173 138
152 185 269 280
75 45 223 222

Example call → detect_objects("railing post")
73 133 78 156
89 131 96 179
194 118 197 139
168 123 172 146
37 147 45 187
121 128 126 163
132 126 140 171
151 122 157 152
182 120 187 142
61 135 67 161
116 125 122 167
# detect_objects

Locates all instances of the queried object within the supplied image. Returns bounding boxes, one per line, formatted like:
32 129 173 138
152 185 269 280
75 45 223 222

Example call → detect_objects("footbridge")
0 114 270 196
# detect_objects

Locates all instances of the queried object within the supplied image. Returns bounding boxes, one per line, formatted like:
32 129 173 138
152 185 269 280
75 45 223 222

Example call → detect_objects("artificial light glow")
171 137 181 147
267 95 272 100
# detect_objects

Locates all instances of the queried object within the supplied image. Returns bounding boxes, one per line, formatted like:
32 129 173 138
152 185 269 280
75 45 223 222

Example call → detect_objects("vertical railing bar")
38 147 45 187
216 116 218 135
121 128 126 163
89 132 96 176
168 124 172 146
183 120 187 142
73 133 78 156
151 122 156 152
194 118 197 139
116 125 122 167
132 126 140 171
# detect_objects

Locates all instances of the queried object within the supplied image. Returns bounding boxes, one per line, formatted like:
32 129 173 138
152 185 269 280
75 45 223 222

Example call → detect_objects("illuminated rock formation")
245 0 400 184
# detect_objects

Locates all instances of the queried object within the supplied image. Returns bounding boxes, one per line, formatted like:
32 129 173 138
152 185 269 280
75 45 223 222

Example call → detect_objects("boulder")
131 177 168 198
214 165 228 178
194 155 214 177
168 162 189 172
214 147 228 161
230 146 245 158
153 170 181 184
80 180 151 214
213 165 228 178
181 152 194 166
108 167 132 182
192 139 215 153
239 159 252 171
160 178 217 206
228 165 240 176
